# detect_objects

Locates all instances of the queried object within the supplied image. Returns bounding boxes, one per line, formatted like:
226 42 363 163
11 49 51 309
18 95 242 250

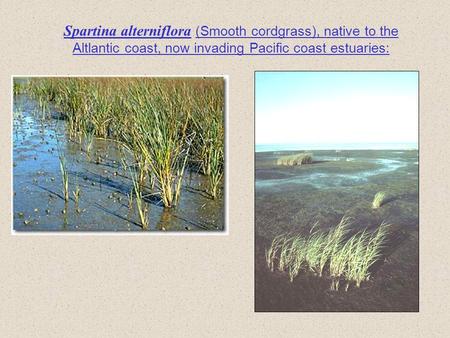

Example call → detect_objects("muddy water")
255 149 418 311
13 94 224 231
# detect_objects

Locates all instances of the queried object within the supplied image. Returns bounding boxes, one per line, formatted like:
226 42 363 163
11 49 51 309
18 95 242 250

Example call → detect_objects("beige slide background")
1 1 449 337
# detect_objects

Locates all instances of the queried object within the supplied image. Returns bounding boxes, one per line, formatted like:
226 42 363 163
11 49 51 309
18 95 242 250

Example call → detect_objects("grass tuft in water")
72 184 81 208
84 131 94 158
58 153 69 203
130 168 149 230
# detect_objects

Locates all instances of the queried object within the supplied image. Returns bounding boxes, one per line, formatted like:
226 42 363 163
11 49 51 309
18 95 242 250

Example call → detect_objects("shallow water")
13 94 224 232
256 150 416 190
255 149 418 311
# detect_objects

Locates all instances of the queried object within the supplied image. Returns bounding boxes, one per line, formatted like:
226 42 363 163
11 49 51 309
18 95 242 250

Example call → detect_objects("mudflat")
255 149 418 311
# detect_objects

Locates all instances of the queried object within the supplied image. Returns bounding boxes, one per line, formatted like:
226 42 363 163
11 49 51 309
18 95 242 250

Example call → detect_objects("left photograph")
13 77 225 232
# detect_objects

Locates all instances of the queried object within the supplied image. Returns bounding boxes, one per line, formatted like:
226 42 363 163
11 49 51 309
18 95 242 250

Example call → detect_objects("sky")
255 72 418 148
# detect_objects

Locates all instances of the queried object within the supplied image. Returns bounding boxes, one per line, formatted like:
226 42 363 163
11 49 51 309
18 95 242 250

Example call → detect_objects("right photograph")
255 71 419 312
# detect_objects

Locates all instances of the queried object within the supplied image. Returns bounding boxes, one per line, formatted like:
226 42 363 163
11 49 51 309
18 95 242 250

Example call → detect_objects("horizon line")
255 142 418 152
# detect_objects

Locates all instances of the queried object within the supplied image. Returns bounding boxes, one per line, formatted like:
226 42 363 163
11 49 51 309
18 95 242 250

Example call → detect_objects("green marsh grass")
372 191 386 209
266 217 390 291
357 222 390 286
13 81 25 95
265 234 285 272
304 231 326 274
189 86 225 198
317 216 350 277
131 168 149 230
73 184 80 207
22 77 225 225
329 233 356 291
287 236 307 282
127 81 193 207
206 139 224 199
127 192 133 210
278 236 293 273
84 131 94 157
58 153 69 203
276 153 313 166
343 230 370 290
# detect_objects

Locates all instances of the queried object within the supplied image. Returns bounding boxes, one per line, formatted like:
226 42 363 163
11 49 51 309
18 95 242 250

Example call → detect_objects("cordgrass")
58 153 69 203
130 168 149 230
265 234 285 272
13 81 25 95
266 217 390 291
276 153 313 166
23 77 225 206
84 131 94 157
288 236 307 282
72 184 80 207
372 191 387 209
189 88 225 198
125 81 193 207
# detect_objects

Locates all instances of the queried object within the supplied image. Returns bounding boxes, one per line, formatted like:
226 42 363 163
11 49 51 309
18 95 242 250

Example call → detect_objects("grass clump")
372 191 386 209
276 153 313 166
126 82 193 208
266 216 390 291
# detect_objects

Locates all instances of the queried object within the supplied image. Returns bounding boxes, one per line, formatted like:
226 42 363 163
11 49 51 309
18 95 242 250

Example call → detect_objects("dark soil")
255 149 419 311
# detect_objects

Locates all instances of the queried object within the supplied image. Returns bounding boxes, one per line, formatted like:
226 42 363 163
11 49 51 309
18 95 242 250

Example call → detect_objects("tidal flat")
255 149 418 311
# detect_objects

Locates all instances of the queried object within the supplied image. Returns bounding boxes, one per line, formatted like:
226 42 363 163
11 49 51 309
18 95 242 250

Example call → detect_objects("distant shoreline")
255 143 418 152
